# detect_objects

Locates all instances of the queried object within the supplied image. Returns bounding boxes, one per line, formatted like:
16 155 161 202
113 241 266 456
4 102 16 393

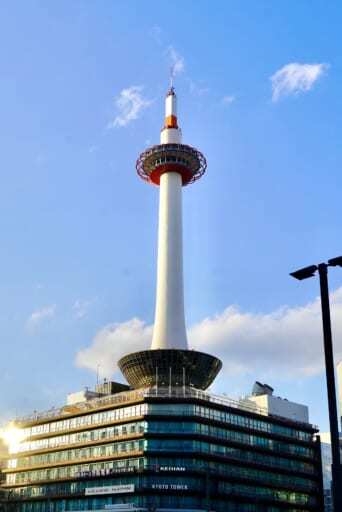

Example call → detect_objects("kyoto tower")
119 87 221 389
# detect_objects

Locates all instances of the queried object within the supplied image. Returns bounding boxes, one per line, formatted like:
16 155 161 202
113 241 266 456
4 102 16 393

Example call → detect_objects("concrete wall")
246 394 309 423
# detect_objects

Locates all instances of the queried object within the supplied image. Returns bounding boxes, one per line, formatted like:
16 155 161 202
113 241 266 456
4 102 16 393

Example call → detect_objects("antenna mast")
170 65 175 90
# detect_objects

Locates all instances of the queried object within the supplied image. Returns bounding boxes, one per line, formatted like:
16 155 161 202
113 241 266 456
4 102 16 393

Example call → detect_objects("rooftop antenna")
169 65 175 91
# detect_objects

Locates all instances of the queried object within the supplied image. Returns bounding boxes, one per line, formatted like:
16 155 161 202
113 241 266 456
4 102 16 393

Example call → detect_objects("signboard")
85 484 135 496
151 483 188 490
159 466 186 472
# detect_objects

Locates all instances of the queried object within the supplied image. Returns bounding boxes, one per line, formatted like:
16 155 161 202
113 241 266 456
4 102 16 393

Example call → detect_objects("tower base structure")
118 349 222 390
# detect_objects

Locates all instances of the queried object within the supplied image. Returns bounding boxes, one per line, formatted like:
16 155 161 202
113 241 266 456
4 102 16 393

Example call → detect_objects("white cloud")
72 299 95 319
108 86 152 128
271 62 328 102
167 46 185 77
222 95 236 105
27 305 56 331
75 319 152 378
193 288 342 380
188 79 209 97
75 288 342 383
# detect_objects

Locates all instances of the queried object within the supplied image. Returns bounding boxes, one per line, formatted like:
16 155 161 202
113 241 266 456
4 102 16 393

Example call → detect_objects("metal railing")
12 389 146 425
144 387 318 430
8 387 317 431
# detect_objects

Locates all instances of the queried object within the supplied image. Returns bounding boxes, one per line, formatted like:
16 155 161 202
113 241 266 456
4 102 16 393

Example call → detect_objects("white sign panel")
85 484 135 496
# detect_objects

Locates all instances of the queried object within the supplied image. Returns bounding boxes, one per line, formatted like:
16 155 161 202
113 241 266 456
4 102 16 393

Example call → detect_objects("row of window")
10 459 317 499
15 422 145 454
6 457 143 485
8 435 315 474
20 405 148 441
219 481 315 506
147 421 314 458
8 475 201 497
10 494 314 512
151 155 190 167
148 456 317 491
19 402 312 445
148 404 313 442
8 440 144 470
146 439 315 474
9 419 314 469
6 437 315 485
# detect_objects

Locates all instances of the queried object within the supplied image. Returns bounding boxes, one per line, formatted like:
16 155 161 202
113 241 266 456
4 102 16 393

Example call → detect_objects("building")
317 431 342 512
336 361 342 419
0 88 324 512
320 434 333 512
1 382 324 512
326 360 342 511
0 439 8 511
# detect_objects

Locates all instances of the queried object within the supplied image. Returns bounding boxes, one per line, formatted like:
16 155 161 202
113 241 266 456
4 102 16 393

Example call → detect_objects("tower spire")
169 65 174 90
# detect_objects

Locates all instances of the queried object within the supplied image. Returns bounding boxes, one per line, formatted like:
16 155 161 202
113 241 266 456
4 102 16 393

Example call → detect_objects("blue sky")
1 1 342 432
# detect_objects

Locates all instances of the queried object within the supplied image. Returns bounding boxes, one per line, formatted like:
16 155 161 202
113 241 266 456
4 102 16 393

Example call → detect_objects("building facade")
0 439 7 508
336 361 342 420
2 386 324 512
317 431 342 512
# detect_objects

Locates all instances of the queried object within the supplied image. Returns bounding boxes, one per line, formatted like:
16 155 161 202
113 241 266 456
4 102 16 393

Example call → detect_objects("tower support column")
151 171 188 350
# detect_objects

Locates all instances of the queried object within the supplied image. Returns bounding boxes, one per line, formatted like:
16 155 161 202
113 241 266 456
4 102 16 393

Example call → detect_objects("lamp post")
290 256 342 511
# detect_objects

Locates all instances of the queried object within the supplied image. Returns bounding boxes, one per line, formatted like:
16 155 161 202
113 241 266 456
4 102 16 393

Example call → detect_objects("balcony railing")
9 387 317 431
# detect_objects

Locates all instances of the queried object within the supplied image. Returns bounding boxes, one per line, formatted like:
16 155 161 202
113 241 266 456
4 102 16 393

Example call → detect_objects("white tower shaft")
151 89 188 350
151 172 188 349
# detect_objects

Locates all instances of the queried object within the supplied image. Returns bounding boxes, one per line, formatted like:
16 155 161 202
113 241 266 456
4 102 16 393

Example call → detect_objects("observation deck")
136 143 207 186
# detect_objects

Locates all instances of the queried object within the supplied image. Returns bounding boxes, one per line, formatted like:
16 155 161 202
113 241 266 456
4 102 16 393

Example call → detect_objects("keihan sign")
85 484 135 496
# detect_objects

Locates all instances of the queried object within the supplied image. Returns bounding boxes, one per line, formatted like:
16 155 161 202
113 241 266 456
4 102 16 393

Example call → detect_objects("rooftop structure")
242 382 309 424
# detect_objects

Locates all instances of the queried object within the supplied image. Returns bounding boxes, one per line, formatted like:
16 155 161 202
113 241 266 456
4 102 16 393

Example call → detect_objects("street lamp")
290 257 342 511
